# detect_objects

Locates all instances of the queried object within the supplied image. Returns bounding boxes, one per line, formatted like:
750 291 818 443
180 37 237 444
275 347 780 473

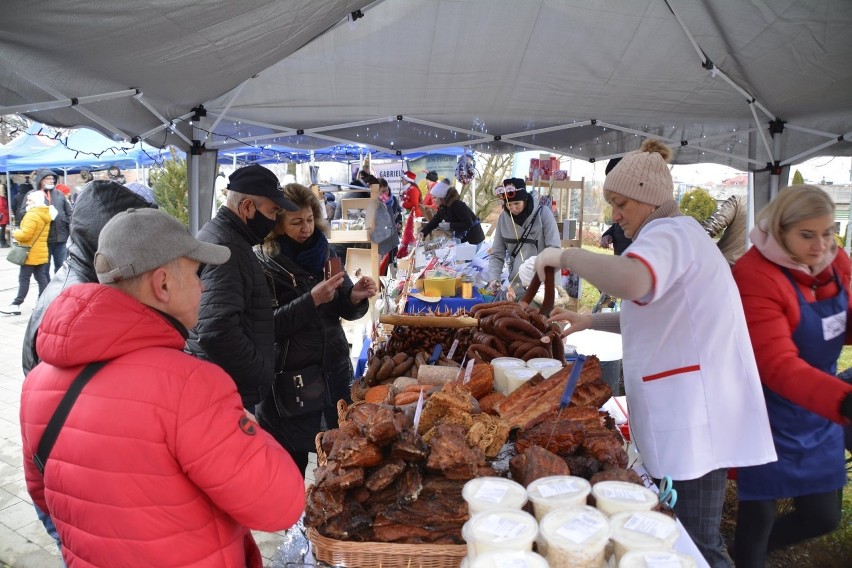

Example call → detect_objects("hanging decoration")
455 151 475 185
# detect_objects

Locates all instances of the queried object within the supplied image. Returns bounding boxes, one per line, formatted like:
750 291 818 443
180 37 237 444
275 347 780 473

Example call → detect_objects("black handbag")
271 340 329 417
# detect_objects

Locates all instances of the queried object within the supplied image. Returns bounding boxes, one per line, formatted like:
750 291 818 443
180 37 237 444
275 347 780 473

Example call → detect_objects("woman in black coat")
419 181 484 245
255 183 377 476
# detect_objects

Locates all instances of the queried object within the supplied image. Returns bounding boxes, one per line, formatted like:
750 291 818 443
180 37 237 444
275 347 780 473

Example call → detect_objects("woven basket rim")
308 527 467 568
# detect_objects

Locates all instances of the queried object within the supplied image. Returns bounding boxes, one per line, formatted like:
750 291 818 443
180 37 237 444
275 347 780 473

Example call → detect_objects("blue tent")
3 127 174 173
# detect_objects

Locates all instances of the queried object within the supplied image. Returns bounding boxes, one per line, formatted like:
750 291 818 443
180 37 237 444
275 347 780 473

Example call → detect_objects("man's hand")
600 234 613 249
311 271 345 306
351 276 378 304
534 248 566 281
547 307 592 338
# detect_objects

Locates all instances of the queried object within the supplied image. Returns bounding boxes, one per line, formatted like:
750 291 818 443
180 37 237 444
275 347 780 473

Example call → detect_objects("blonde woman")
732 184 852 567
2 191 51 315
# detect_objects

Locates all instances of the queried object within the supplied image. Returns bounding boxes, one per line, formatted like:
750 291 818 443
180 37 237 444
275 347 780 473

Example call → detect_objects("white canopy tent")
1 0 851 231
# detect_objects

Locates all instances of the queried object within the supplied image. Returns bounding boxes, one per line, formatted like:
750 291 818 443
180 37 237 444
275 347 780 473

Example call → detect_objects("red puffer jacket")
733 246 852 424
21 284 305 567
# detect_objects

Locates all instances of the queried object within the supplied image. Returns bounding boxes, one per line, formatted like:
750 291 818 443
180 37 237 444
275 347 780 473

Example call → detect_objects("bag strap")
34 360 109 475
509 199 546 259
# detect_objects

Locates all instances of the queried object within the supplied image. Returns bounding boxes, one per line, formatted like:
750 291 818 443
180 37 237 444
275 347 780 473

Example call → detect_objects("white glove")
438 221 451 231
518 255 537 287
534 248 567 281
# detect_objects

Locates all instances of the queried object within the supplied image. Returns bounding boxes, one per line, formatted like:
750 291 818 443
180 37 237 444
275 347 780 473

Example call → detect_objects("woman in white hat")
534 139 777 568
419 180 484 245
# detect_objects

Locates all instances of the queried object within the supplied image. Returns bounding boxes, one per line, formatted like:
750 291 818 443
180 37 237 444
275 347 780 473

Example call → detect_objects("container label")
644 552 682 568
623 514 676 540
480 515 528 540
601 485 648 502
554 511 605 544
474 479 510 503
537 479 579 497
493 551 532 567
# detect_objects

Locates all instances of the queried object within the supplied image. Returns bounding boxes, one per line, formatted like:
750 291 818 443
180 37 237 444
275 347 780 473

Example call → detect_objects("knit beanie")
430 181 450 199
603 140 674 206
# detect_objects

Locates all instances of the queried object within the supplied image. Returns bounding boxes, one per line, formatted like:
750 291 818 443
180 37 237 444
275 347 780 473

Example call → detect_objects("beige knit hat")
603 139 674 206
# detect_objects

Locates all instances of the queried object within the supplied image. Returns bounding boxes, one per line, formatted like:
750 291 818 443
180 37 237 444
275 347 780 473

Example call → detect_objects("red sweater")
733 247 852 424
401 184 422 217
21 284 305 567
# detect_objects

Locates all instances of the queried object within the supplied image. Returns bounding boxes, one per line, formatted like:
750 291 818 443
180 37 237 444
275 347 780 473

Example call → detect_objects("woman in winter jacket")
2 191 50 315
732 184 852 567
419 181 484 245
398 171 422 257
487 177 560 295
255 183 377 476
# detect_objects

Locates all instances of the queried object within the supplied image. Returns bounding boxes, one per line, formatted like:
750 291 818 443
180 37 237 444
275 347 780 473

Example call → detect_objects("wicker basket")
308 528 466 568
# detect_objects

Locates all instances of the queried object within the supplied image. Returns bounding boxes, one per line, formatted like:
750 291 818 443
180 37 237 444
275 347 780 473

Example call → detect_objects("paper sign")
643 552 683 568
479 515 527 540
447 339 459 360
474 479 510 503
554 512 606 544
412 389 425 431
537 478 580 497
463 359 475 384
623 514 676 540
601 485 648 502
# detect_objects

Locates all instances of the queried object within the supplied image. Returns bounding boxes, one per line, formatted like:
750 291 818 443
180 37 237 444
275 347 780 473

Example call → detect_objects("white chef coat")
620 216 776 480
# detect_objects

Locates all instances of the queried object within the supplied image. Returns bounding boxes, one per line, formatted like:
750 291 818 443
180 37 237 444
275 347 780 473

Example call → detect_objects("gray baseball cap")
96 208 230 284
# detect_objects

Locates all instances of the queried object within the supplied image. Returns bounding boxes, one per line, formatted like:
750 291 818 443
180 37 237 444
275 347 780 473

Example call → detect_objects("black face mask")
246 209 278 242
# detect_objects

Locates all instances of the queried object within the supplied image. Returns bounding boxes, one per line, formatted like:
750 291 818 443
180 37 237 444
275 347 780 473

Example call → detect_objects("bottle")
461 276 473 299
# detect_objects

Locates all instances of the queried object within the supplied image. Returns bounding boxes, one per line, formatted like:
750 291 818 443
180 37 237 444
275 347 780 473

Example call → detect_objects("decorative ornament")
455 152 475 185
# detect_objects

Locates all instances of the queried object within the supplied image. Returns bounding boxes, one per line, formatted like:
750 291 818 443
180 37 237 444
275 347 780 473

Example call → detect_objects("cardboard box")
529 156 560 181
422 277 458 297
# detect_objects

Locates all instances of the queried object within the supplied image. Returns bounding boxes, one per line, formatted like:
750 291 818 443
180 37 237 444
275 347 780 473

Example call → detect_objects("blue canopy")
3 127 174 173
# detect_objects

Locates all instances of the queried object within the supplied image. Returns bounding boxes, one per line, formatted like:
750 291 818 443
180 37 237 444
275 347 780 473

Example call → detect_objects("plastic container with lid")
526 475 592 521
463 477 528 515
469 550 549 568
538 505 610 568
505 368 540 394
591 480 658 517
461 509 538 560
525 357 564 378
609 511 679 563
491 357 526 394
619 549 698 568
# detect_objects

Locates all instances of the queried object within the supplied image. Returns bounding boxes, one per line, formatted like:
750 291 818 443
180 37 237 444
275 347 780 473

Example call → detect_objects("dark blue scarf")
276 230 330 276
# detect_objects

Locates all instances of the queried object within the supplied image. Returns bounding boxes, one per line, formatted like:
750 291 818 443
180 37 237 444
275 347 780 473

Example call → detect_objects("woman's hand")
547 307 592 338
534 248 566 281
311 271 345 306
351 276 378 304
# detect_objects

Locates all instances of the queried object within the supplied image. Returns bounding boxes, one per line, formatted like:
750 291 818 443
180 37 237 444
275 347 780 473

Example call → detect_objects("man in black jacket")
185 165 298 411
31 168 73 273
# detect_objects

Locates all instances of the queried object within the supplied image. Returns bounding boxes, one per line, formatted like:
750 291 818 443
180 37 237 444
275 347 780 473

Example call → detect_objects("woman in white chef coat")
534 139 777 568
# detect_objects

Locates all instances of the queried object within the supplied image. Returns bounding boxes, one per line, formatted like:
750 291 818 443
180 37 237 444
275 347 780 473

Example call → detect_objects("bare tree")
0 114 29 144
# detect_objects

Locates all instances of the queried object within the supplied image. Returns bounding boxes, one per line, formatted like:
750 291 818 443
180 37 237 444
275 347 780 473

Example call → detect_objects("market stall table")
404 288 484 314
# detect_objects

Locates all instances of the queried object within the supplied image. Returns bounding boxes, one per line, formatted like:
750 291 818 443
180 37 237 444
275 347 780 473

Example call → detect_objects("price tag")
447 338 459 360
623 514 676 540
554 511 606 544
412 389 425 431
479 515 527 540
463 358 475 384
601 485 648 502
537 478 579 497
643 552 683 568
473 479 510 503
493 551 532 568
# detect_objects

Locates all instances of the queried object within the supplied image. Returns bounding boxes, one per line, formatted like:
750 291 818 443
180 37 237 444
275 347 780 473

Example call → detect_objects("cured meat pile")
466 300 566 362
305 398 502 544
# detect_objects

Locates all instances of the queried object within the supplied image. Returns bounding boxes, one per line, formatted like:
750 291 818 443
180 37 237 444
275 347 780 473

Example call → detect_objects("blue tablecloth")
405 289 484 314
355 337 372 379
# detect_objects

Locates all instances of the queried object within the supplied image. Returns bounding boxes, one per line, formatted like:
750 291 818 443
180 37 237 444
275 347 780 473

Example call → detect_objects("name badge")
822 311 846 341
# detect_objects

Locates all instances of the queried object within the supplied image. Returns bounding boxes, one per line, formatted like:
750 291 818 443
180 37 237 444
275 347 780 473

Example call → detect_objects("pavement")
0 247 316 568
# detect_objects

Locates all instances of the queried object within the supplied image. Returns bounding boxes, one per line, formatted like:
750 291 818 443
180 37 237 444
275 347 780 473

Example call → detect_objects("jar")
609 511 679 563
526 475 592 521
538 506 610 568
490 357 526 395
505 368 539 394
461 276 474 299
463 477 528 515
618 549 697 568
469 550 549 568
525 357 564 378
591 481 658 517
462 509 538 560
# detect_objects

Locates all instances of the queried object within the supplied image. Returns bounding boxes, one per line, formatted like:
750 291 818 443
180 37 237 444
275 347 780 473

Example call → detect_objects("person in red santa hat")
397 171 422 257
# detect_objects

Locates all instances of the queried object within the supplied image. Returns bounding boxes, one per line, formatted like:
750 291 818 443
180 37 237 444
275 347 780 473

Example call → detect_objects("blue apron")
738 268 847 500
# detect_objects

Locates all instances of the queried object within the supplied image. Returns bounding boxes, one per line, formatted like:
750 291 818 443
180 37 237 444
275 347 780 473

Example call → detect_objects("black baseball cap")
227 165 298 211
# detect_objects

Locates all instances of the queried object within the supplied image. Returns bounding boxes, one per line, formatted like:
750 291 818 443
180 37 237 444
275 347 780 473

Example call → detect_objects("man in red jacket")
20 208 305 567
